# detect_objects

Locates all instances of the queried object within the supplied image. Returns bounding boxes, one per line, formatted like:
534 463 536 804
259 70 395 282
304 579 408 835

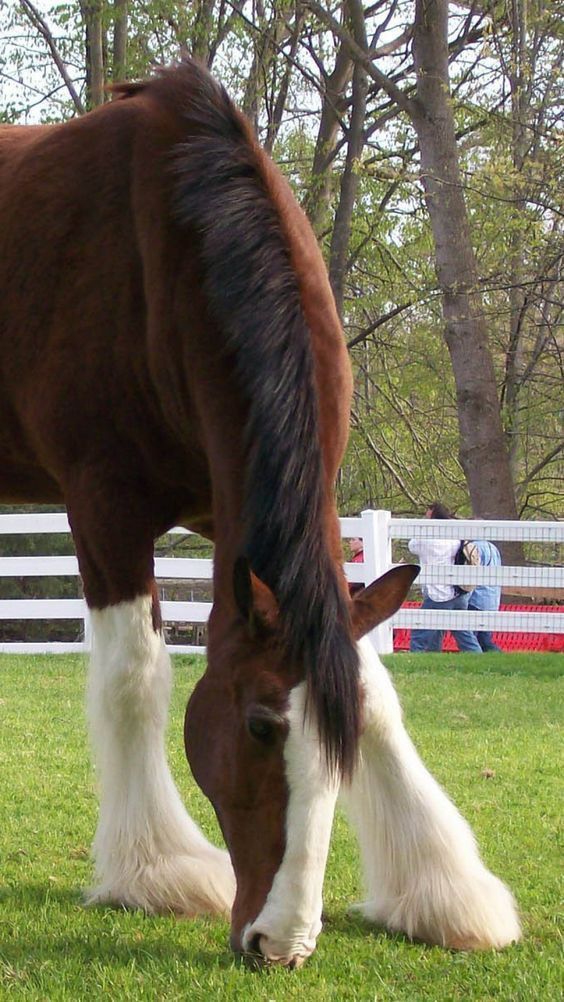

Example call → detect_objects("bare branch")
518 442 564 491
19 0 85 114
351 409 420 507
305 0 417 117
346 302 412 349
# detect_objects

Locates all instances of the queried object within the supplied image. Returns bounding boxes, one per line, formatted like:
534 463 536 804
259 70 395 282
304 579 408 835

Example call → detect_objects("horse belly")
0 459 63 504
0 387 63 503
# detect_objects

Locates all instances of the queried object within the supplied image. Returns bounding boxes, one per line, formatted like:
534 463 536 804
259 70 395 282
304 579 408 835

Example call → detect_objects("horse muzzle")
236 922 318 969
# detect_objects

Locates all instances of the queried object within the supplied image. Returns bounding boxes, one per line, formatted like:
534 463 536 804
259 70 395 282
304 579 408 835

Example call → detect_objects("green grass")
0 652 561 1001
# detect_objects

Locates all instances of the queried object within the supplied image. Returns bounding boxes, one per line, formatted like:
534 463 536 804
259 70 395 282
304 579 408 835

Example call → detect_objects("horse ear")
350 565 419 640
233 557 279 636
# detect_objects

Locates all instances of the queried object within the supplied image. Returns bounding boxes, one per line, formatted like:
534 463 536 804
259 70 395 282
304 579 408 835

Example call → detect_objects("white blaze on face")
241 681 339 965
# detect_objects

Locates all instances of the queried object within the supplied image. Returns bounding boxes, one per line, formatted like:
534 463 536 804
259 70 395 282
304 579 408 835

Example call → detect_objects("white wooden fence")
344 510 563 652
0 510 562 655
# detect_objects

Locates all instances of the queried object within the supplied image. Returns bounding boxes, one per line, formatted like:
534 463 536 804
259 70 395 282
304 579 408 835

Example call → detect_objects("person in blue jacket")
468 540 502 652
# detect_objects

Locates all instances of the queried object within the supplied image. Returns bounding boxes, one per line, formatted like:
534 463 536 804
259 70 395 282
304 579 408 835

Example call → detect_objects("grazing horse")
0 59 520 968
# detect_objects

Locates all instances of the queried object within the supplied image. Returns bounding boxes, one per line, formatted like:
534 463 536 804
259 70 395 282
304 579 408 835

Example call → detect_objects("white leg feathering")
340 638 521 950
86 596 235 916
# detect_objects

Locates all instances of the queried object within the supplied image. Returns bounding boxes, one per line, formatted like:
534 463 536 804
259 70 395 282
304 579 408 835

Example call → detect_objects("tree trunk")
328 1 368 315
192 0 216 64
412 0 519 523
112 0 128 82
303 40 353 235
241 9 291 135
264 8 304 154
81 0 105 108
503 0 530 479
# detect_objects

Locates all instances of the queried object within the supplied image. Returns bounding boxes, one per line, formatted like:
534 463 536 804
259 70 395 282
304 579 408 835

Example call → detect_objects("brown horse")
0 59 520 968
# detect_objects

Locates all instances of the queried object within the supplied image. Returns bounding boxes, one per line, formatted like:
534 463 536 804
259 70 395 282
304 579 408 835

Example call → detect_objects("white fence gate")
0 509 562 654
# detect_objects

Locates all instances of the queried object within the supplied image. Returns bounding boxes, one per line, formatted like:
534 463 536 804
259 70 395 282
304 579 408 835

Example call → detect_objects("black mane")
152 59 360 776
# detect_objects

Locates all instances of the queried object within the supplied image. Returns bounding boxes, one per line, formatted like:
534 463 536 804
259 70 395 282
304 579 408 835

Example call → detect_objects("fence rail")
0 510 562 654
348 510 563 652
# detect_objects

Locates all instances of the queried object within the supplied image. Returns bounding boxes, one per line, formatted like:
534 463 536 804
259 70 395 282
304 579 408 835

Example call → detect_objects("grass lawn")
0 651 561 1001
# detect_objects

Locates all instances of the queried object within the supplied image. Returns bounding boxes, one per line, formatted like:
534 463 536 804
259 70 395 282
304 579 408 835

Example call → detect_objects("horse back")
0 65 351 540
0 95 206 513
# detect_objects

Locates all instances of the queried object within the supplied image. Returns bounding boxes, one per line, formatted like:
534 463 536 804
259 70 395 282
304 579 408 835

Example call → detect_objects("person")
348 537 364 595
349 537 364 562
408 502 482 654
468 539 502 652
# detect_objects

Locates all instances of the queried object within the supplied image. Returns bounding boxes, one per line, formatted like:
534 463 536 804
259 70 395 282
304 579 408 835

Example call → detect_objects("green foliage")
0 652 561 999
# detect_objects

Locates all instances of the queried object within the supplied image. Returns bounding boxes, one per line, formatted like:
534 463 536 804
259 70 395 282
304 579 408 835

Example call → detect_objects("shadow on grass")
0 882 235 972
0 886 418 979
0 884 81 908
322 908 412 949
383 652 563 680
0 937 231 976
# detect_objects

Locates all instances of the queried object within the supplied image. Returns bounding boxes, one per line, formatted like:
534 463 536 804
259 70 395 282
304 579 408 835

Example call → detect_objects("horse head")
184 561 418 968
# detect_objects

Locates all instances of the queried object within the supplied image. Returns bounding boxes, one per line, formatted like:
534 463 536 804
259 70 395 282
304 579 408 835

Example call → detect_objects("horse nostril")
240 931 270 970
245 931 305 969
249 932 264 955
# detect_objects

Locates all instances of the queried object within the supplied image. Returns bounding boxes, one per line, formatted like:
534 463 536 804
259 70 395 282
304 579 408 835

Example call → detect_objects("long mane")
124 60 361 776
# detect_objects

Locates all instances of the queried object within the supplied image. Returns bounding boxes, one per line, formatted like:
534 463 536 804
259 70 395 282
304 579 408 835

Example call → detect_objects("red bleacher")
394 603 563 653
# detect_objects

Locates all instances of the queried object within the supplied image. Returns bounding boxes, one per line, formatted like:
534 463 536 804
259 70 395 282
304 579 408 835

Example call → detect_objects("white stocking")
86 596 235 916
340 638 520 949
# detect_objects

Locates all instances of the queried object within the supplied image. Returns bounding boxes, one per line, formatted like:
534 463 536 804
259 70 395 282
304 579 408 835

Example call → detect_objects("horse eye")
247 715 275 743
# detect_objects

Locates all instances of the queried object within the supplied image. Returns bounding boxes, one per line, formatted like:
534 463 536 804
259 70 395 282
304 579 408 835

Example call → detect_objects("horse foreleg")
86 594 235 916
339 637 520 950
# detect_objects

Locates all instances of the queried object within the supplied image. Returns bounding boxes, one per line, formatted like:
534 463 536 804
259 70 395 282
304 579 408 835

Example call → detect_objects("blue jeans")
468 589 501 652
473 631 501 652
410 592 482 653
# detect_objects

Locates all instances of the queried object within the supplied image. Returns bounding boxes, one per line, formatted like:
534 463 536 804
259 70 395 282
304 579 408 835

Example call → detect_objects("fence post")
361 509 393 654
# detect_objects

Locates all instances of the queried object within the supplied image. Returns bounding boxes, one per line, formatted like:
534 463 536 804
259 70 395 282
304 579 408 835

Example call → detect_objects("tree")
1 0 561 523
493 1 564 507
410 0 519 520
